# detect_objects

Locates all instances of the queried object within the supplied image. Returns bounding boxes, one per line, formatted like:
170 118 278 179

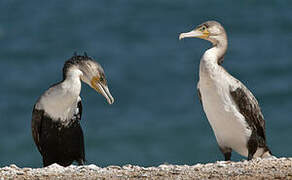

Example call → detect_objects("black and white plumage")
32 53 114 167
179 21 272 160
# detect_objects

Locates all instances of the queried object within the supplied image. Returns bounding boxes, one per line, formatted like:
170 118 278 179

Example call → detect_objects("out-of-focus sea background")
0 1 291 168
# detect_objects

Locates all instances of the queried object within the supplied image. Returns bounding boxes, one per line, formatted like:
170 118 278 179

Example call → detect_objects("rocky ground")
0 157 292 180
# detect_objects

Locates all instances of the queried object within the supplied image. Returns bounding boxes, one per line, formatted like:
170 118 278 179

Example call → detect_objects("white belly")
200 82 252 157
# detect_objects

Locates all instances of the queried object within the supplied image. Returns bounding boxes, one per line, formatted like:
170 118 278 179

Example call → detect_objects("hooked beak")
95 82 114 104
91 78 114 104
179 29 209 40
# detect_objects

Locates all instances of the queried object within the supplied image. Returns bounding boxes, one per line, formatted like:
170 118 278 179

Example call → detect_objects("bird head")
179 21 227 46
63 54 114 104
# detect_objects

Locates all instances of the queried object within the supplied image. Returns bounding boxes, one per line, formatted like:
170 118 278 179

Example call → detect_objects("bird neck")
199 37 228 78
62 68 83 97
201 35 228 64
210 34 228 64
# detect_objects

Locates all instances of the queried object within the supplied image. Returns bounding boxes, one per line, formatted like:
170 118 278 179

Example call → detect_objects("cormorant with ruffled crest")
32 53 114 167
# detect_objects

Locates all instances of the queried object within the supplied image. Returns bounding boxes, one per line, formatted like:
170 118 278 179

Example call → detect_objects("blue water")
0 1 291 168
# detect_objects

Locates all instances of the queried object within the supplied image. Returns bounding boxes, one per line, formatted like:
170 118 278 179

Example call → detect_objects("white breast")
35 72 82 122
199 53 252 157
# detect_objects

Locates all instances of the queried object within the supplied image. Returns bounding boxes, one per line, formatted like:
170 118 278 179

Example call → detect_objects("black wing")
230 85 266 141
197 87 202 105
31 105 45 155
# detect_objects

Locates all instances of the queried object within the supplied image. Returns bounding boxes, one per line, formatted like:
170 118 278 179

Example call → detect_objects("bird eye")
100 77 104 82
201 26 206 31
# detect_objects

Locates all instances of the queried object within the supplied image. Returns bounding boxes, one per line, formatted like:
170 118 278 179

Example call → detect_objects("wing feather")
230 85 266 141
31 105 44 154
197 82 202 105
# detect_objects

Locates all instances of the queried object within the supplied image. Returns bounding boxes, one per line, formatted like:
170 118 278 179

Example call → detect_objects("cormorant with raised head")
179 21 272 160
32 53 114 167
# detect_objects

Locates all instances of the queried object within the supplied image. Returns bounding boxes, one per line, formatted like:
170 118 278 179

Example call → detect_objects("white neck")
62 68 83 96
199 36 228 76
213 35 228 61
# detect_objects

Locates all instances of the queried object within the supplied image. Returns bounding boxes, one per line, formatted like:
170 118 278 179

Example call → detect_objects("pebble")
122 164 134 170
10 164 18 169
86 164 101 170
16 171 25 175
22 168 32 172
158 164 170 170
107 165 121 170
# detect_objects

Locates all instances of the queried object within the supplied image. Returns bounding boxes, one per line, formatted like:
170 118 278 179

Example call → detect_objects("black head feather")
62 53 93 79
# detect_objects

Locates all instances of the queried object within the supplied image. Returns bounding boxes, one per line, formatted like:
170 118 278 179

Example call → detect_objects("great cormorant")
32 53 114 167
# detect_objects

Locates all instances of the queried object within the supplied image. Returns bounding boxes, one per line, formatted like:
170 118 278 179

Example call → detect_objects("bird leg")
219 146 232 161
77 159 85 166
